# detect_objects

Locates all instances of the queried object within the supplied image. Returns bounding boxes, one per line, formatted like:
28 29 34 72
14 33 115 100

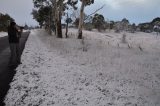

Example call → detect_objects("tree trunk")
48 14 52 35
53 1 58 36
57 0 63 38
65 13 69 38
66 22 68 38
57 11 62 38
78 0 85 39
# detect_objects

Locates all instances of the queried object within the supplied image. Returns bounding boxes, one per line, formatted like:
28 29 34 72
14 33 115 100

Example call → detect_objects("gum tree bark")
78 0 85 39
53 0 62 38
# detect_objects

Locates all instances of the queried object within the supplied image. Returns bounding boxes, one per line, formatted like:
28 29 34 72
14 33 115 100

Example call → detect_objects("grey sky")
0 0 160 26
0 0 38 26
86 0 160 24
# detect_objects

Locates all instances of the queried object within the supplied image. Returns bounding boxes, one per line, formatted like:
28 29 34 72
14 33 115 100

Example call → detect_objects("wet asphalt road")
0 31 30 106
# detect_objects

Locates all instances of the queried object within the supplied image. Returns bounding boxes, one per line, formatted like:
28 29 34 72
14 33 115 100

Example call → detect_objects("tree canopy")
32 6 52 27
0 13 14 31
92 13 105 31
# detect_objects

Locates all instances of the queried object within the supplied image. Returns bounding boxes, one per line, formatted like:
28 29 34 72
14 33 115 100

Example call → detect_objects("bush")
0 13 14 31
84 23 93 31
122 33 127 43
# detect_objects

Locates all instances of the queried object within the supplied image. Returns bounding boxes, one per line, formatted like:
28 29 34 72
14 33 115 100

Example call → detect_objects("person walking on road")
8 21 21 68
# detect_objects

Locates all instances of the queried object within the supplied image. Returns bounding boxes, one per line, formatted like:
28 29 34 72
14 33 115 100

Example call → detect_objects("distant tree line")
138 17 160 33
0 13 14 31
82 15 160 33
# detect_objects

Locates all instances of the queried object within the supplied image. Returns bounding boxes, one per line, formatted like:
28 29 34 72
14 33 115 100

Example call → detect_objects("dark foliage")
0 13 14 31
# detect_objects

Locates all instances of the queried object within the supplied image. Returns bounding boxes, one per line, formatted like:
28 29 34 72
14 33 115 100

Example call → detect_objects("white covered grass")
67 28 160 52
4 29 160 106
0 32 7 37
0 30 29 38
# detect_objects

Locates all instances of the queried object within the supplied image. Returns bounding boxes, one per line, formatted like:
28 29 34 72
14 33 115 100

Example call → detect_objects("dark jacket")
8 26 19 43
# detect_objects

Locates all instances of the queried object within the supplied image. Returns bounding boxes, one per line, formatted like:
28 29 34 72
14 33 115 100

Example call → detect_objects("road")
0 31 30 106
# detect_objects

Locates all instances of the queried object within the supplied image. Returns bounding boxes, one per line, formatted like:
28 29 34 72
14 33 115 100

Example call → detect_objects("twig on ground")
139 45 143 51
128 43 131 49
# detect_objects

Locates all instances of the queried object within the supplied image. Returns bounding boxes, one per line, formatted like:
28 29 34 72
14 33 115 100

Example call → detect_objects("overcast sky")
0 0 160 26
0 0 38 26
86 0 160 24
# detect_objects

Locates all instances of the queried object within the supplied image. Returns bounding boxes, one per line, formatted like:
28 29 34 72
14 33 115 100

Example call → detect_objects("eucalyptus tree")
92 13 105 31
65 0 95 38
32 6 52 29
78 0 94 39
33 0 63 37
33 0 77 38
65 14 72 38
121 18 129 31
32 0 53 34
0 13 14 31
53 0 78 38
64 0 78 38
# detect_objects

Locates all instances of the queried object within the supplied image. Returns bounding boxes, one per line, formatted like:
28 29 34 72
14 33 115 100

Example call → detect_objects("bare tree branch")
84 4 105 21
